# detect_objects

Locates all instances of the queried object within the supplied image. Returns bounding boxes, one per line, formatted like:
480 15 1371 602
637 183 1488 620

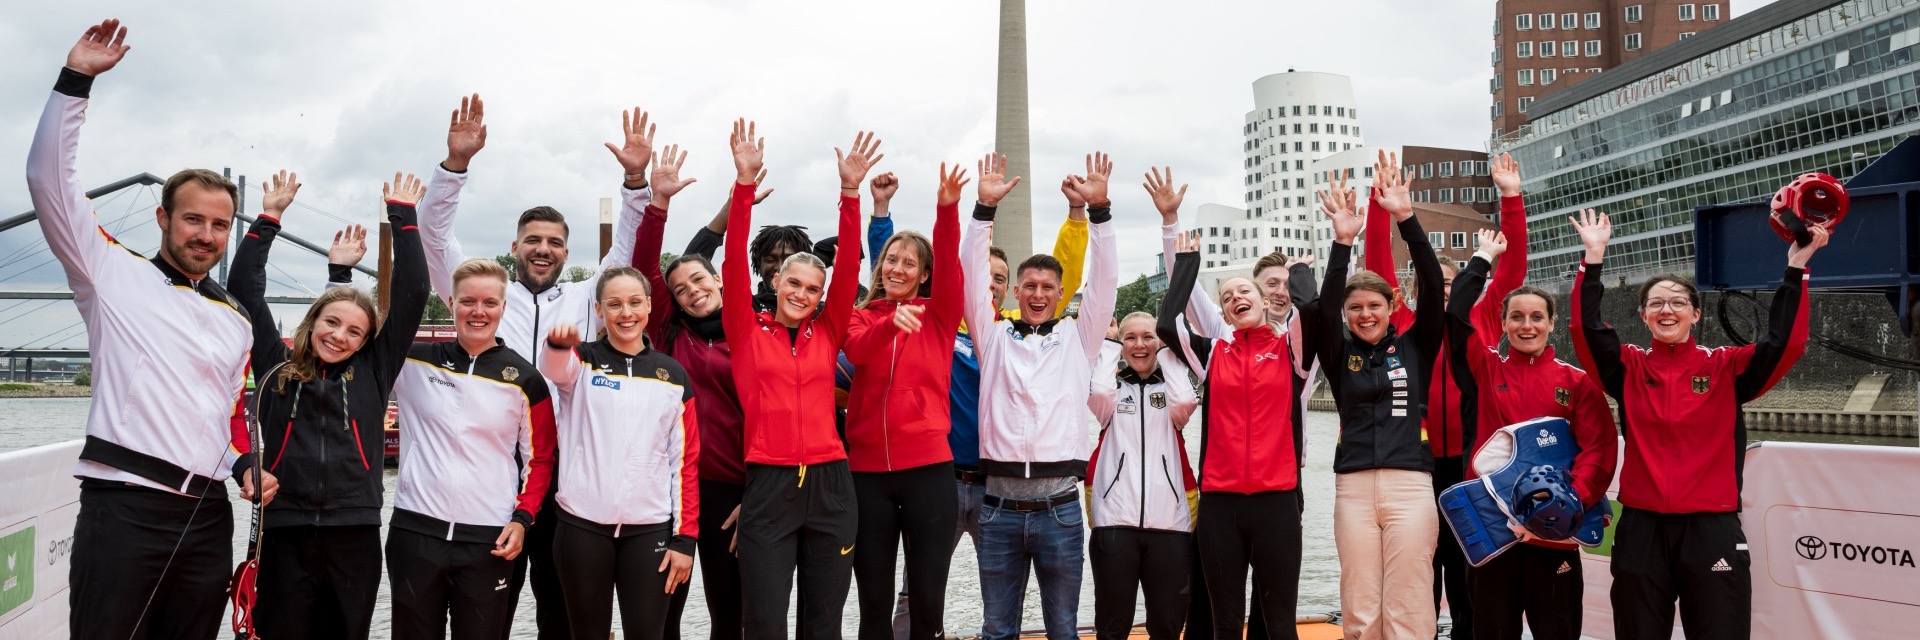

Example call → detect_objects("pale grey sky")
0 0 1763 348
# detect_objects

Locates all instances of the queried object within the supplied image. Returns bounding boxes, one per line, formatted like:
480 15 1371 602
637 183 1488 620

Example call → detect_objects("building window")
1586 67 1602 73
1585 40 1602 57
1310 123 1319 133
1517 41 1532 57
1421 163 1434 178
1428 232 1444 247
1541 40 1556 57
1293 124 1301 134
1296 160 1305 170
1337 107 1347 117
1460 188 1475 204
1565 67 1579 75
1491 103 1503 118
1678 4 1695 21
1476 161 1489 175
1440 189 1455 204
1292 105 1301 116
1539 13 1555 30
1518 96 1534 113
1704 4 1720 21
1563 13 1578 30
1438 163 1453 177
1517 69 1534 85
1451 232 1467 249
1564 40 1579 56
1294 142 1303 152
1516 14 1532 30
1541 68 1557 85
1585 12 1601 29
1308 105 1318 115
1626 33 1642 51
1625 5 1642 23
1680 32 1696 40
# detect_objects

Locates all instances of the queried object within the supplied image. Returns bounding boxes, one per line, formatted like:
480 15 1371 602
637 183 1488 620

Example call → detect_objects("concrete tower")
994 0 1035 267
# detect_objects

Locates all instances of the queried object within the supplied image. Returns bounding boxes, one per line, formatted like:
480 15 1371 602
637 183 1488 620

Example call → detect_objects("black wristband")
327 264 354 284
512 509 535 527
1087 206 1113 225
438 161 468 175
54 67 94 99
546 338 572 351
972 202 999 222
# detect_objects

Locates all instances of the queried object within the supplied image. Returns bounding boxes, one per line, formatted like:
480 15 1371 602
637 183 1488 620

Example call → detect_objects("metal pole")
599 197 613 261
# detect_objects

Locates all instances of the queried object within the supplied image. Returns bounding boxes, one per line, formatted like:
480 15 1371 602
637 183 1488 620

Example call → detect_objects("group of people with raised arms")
38 17 1830 640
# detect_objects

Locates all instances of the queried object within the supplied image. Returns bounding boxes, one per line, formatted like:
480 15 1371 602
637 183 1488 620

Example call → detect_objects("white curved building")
1238 70 1367 276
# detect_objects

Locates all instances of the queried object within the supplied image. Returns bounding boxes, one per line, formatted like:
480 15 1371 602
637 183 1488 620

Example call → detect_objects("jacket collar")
1648 334 1698 357
1009 317 1061 337
1117 360 1165 385
151 255 203 289
1511 344 1558 366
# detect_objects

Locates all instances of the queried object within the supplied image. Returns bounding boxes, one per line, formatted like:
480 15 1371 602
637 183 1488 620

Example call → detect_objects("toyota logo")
1796 535 1828 560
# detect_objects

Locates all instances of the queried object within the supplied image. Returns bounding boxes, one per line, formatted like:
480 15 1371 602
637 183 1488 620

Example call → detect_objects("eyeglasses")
1643 298 1692 311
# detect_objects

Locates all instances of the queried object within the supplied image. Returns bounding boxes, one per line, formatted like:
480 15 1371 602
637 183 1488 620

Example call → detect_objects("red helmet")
1768 173 1848 245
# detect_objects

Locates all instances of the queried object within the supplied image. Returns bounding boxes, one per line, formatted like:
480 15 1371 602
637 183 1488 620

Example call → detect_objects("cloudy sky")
0 0 1762 349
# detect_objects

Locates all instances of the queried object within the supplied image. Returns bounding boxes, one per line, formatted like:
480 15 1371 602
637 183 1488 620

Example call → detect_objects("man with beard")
418 97 672 638
28 19 279 639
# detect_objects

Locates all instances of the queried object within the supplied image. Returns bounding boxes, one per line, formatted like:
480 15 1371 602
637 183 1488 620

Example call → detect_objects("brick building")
1492 1 1729 137
1378 203 1499 281
1404 145 1497 218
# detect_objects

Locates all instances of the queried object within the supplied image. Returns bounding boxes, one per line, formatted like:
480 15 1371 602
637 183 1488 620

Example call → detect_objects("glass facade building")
1495 0 1920 285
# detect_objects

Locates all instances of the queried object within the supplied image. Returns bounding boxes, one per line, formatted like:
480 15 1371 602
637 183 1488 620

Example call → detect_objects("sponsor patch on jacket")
1386 356 1401 369
1555 386 1571 407
1692 376 1710 394
1392 379 1407 388
1348 355 1363 371
591 375 621 391
1392 408 1407 417
1387 368 1407 380
1150 392 1166 409
1119 397 1138 414
1393 390 1408 397
503 366 520 382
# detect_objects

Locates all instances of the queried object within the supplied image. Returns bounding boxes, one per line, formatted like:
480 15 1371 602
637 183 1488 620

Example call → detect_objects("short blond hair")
452 258 509 291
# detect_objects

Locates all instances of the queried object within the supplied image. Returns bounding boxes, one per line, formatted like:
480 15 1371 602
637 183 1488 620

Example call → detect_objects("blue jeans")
976 498 1085 640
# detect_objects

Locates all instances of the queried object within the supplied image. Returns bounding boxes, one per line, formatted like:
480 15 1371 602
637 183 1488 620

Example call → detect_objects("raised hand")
1060 176 1087 208
1373 150 1414 221
1491 152 1523 197
1320 172 1363 244
1174 230 1201 255
936 163 970 208
1142 166 1188 224
836 131 885 190
977 153 1022 207
893 304 926 334
66 19 130 77
262 170 300 217
650 144 697 207
1068 152 1114 205
1286 253 1317 268
730 119 765 184
1787 223 1831 269
1478 229 1508 258
330 224 368 267
606 107 656 181
444 94 487 172
547 324 582 350
385 171 425 206
870 172 900 214
1569 208 1611 263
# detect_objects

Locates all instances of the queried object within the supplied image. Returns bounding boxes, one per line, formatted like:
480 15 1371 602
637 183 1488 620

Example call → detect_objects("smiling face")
773 261 826 327
1014 267 1062 325
1640 279 1701 344
875 235 930 301
667 260 722 319
1502 293 1554 356
1255 265 1291 322
988 255 1010 305
1344 289 1392 344
453 275 507 345
155 181 236 278
512 219 569 291
1218 276 1268 331
596 274 650 349
1120 315 1160 375
309 300 372 364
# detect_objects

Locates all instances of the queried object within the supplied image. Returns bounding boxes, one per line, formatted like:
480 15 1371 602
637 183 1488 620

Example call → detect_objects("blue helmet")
1511 465 1583 540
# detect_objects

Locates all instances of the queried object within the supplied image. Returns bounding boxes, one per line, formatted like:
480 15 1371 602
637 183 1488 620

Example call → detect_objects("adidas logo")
1711 558 1732 572
1556 561 1572 575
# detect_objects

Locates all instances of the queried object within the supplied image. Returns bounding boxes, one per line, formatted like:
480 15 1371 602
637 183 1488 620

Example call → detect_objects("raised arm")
538 324 584 396
962 152 1024 354
1479 153 1530 336
371 174 431 391
420 94 486 304
1052 176 1090 318
1403 215 1445 362
929 165 966 332
824 131 883 344
1156 237 1213 378
26 21 133 289
1147 167 1230 340
720 120 764 345
1088 341 1121 427
1315 174 1364 376
1069 152 1119 364
1569 209 1626 399
687 168 769 259
1369 151 1416 331
868 171 898 261
1733 226 1825 402
599 108 663 274
228 171 300 378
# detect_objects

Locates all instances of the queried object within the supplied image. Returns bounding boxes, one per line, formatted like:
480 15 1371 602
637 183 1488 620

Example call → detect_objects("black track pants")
1195 490 1302 640
1089 528 1190 640
69 480 233 640
551 516 678 640
853 462 958 640
386 527 519 640
1610 508 1750 640
1468 543 1583 640
738 461 858 640
510 493 570 640
680 479 745 640
1432 455 1473 639
255 524 383 640
1183 541 1266 640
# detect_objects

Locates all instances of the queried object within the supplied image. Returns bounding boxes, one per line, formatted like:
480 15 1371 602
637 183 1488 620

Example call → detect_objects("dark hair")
988 246 1008 265
1016 253 1064 281
1344 269 1395 304
1502 285 1556 318
750 225 813 271
862 232 934 306
595 266 649 299
1636 273 1700 308
517 206 570 238
161 169 239 215
664 254 717 283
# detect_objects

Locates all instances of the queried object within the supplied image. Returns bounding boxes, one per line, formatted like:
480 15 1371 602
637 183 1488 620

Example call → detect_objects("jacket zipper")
882 332 900 471
790 326 806 485
1137 379 1148 527
529 290 543 359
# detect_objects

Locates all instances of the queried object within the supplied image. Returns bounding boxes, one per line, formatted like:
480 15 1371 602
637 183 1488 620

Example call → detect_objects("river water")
2 397 1910 637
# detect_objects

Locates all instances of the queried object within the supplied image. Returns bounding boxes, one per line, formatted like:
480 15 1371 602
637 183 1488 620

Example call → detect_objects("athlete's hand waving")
1570 208 1611 264
1373 150 1415 222
385 171 425 206
977 153 1022 207
1066 152 1113 207
261 170 300 219
1320 170 1362 244
444 94 487 172
607 107 656 187
67 19 130 77
836 131 885 192
1143 166 1187 225
546 324 582 350
1491 152 1523 197
650 144 697 210
730 119 765 185
330 225 368 267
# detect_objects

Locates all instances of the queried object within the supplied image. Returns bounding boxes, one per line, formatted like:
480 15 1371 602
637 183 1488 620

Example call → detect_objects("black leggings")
1089 528 1190 640
551 514 678 640
1432 455 1473 639
255 525 382 640
385 527 517 640
1468 543 1583 640
1195 490 1302 640
852 462 958 640
673 479 744 640
739 461 858 640
1610 509 1750 640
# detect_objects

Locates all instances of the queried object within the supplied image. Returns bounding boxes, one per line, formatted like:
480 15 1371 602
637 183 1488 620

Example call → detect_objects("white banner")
0 440 82 639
